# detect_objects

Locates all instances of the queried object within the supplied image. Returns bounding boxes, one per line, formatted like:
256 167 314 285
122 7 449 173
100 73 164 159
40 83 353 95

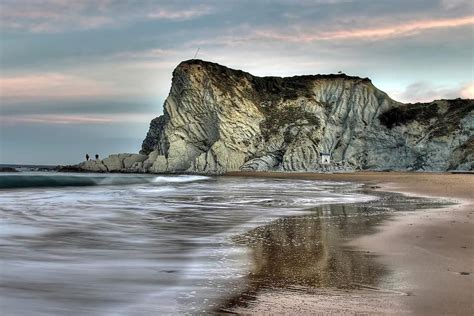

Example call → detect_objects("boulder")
78 160 108 172
123 154 148 169
150 155 168 173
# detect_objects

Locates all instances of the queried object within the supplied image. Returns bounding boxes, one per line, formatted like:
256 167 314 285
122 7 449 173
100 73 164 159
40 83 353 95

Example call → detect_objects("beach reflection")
222 194 449 311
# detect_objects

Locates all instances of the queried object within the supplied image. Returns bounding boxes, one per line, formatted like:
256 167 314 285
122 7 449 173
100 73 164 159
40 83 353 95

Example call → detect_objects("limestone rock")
78 153 149 173
150 155 168 173
123 154 148 169
102 154 126 171
127 60 474 173
143 150 159 170
240 154 282 171
78 160 108 172
139 60 473 173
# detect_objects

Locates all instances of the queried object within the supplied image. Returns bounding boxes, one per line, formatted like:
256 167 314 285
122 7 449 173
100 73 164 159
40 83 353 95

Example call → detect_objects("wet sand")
224 171 474 315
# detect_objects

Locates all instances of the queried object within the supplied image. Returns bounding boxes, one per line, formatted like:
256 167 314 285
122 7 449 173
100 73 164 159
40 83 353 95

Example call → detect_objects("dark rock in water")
0 167 18 172
55 165 88 173
79 59 474 174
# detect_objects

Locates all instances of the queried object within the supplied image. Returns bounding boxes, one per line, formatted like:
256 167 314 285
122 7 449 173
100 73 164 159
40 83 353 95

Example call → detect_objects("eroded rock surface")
80 60 474 174
76 154 147 173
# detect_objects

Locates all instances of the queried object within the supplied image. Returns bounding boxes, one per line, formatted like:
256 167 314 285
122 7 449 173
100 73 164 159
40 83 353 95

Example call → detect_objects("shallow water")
0 172 380 315
220 190 450 312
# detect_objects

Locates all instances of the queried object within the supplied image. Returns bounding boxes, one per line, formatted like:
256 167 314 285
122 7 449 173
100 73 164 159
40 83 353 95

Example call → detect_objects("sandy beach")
225 171 474 315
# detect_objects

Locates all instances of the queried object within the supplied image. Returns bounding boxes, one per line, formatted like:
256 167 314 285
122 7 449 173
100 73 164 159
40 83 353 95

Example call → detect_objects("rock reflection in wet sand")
220 194 449 312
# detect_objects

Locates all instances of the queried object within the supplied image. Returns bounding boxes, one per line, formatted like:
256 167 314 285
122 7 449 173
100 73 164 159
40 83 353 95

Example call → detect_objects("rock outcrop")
75 153 148 173
79 59 474 174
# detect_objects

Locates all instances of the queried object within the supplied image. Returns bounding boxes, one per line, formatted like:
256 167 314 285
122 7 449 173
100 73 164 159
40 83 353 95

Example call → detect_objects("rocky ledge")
76 59 474 174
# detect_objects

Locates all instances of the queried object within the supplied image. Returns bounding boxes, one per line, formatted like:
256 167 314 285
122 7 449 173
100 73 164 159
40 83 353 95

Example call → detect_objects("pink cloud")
389 81 474 103
252 16 474 42
1 115 115 125
460 83 474 99
0 73 114 101
1 113 152 126
192 16 474 46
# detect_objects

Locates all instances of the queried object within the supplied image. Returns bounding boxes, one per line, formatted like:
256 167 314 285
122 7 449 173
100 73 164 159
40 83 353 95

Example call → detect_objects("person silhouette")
86 154 90 161
95 154 99 160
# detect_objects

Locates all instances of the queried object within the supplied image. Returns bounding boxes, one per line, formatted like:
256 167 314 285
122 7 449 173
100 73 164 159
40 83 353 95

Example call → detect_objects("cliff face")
80 59 473 174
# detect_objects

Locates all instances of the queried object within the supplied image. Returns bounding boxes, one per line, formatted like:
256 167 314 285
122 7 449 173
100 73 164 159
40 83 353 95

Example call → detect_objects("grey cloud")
392 81 471 103
0 0 217 33
0 98 162 116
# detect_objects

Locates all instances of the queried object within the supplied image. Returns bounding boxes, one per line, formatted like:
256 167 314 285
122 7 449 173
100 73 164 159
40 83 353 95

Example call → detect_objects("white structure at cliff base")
320 152 331 164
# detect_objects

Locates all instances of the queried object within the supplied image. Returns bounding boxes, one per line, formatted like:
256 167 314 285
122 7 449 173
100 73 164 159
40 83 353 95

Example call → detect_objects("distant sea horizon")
0 163 58 172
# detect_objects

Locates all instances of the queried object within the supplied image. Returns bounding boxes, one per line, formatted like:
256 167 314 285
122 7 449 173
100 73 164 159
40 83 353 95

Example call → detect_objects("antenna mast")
193 48 200 59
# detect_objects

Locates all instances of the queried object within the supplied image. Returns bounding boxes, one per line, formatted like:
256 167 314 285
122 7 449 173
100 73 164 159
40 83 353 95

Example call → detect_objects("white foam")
151 175 210 183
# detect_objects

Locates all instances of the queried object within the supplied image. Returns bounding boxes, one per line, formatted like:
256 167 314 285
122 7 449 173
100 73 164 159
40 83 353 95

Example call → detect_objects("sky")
1 0 473 165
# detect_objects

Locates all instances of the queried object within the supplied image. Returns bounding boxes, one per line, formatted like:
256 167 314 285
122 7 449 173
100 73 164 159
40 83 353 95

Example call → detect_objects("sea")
0 166 380 315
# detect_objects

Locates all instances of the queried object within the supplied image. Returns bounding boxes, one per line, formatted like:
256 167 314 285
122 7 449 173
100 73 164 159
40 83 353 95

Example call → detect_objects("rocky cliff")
79 59 473 174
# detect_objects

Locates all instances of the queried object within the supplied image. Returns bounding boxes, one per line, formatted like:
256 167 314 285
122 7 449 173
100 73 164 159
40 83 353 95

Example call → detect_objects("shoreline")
2 170 472 313
355 178 473 315
225 171 474 315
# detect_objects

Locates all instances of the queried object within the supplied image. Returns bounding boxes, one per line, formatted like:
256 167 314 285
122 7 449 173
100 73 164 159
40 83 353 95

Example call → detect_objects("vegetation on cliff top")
178 59 371 102
379 99 474 138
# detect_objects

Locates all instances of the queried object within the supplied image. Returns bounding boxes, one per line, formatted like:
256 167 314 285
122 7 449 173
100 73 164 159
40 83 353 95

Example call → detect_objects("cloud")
245 16 474 43
1 113 152 126
390 82 474 103
0 0 114 33
2 115 115 125
460 83 474 99
441 0 473 10
276 0 354 3
0 1 215 33
112 48 177 60
147 5 213 21
0 73 114 101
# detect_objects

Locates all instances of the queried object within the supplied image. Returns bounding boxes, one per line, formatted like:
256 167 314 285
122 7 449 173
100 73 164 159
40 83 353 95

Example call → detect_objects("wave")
151 175 209 183
0 173 210 189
